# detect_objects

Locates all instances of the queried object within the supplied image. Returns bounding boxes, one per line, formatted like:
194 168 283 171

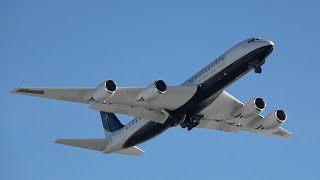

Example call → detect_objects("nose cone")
265 40 274 47
263 40 274 56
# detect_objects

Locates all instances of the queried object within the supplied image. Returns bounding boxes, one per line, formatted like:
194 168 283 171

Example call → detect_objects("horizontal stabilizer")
55 139 145 156
55 139 110 151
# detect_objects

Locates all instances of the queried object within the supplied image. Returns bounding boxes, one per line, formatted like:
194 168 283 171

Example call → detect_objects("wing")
11 86 198 124
196 91 291 138
88 86 197 123
11 88 94 104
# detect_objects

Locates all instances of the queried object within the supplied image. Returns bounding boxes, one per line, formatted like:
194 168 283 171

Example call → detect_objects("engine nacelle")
238 97 266 118
262 109 287 130
92 80 117 102
140 80 167 102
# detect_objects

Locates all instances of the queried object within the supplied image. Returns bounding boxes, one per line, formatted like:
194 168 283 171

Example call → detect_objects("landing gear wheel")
254 67 262 74
186 121 200 131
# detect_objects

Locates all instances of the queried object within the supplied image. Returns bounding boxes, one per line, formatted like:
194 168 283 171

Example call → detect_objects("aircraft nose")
264 40 274 55
266 40 274 47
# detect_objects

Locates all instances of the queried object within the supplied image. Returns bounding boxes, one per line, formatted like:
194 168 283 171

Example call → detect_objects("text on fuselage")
188 55 226 84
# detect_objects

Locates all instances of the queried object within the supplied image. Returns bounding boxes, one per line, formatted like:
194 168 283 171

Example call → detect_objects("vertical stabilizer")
100 111 124 138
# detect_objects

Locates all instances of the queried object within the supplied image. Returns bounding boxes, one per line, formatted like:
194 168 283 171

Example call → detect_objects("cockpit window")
248 38 263 43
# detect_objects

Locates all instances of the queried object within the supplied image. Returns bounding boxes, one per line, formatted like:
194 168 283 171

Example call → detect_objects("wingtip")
10 87 20 94
54 139 62 144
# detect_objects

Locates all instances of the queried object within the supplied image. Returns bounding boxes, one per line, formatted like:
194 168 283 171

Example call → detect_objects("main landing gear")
164 111 187 127
187 121 199 131
180 115 204 131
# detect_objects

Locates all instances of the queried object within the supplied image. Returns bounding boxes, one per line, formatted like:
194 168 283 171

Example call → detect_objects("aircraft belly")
122 121 170 149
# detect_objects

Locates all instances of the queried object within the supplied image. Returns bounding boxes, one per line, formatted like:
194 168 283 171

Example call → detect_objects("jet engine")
92 80 117 102
262 109 287 130
237 97 266 118
140 80 167 102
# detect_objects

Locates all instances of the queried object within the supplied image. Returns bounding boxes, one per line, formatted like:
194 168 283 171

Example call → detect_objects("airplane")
11 37 291 156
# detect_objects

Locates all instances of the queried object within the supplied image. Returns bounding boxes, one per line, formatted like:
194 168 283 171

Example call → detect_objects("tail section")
100 111 124 138
54 112 144 156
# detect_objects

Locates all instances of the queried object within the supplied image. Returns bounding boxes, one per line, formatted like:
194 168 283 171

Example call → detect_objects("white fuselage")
104 38 274 153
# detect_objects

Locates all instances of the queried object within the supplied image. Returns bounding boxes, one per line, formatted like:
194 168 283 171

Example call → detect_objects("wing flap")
90 102 168 124
197 119 240 133
241 127 291 138
198 118 291 138
105 86 198 110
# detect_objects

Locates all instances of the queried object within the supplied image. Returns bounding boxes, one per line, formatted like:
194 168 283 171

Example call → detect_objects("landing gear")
181 115 203 131
249 59 264 74
164 111 187 127
254 66 262 74
187 121 200 131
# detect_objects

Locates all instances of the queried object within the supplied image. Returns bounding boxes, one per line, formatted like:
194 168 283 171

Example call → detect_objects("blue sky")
1 0 320 179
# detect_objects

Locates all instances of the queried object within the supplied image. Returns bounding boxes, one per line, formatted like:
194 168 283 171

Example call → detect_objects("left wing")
196 91 291 138
11 86 197 109
11 85 198 124
11 88 94 104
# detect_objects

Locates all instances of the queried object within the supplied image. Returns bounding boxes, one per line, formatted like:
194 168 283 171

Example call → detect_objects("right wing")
196 91 291 138
198 116 291 138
